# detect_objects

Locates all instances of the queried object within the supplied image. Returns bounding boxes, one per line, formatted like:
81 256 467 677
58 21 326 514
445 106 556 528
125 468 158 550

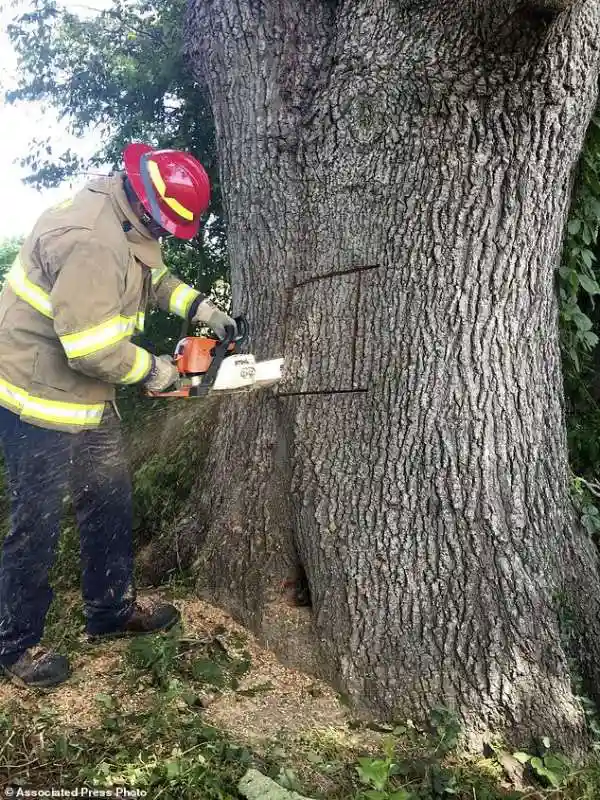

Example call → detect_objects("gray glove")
192 298 237 341
143 355 179 392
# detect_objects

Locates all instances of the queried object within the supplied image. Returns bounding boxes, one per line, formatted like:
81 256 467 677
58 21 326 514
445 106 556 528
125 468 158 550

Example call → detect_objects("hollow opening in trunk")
282 562 312 608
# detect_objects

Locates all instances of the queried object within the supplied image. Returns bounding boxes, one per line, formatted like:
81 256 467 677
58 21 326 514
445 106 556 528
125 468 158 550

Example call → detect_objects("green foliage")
561 109 600 480
566 382 600 479
130 431 199 540
124 624 252 692
571 473 600 538
512 741 571 789
0 237 22 281
6 0 221 224
428 707 461 757
125 401 217 552
125 627 181 688
0 611 260 795
0 693 255 798
356 737 410 799
346 709 600 800
559 113 600 374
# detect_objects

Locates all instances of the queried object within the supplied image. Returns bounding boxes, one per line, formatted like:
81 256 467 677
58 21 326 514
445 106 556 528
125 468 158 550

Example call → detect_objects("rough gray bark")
185 0 600 749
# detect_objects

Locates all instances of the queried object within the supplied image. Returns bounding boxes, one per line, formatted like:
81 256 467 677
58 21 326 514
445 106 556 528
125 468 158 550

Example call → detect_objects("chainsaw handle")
218 315 248 348
189 315 248 398
233 315 249 346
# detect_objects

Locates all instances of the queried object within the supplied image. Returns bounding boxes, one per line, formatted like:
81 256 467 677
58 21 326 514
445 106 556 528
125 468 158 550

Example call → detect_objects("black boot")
87 601 181 642
0 647 71 688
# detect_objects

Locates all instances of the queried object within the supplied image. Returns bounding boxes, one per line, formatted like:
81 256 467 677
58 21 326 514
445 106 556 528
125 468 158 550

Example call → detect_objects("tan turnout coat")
0 173 202 432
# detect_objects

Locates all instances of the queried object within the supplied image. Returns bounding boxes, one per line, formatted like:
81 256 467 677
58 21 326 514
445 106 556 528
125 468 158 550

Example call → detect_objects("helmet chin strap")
139 152 162 224
124 157 168 240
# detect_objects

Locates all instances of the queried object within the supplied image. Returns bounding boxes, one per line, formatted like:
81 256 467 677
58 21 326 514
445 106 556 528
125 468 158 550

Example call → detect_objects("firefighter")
0 143 236 687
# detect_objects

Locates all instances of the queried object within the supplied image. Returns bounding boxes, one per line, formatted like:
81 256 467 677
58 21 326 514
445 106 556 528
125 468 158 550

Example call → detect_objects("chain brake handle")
190 315 248 397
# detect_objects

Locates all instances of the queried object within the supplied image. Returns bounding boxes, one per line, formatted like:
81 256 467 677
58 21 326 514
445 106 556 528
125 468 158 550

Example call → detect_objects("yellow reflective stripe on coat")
60 315 137 359
0 376 104 427
22 397 104 426
7 256 53 319
169 285 199 317
120 347 152 384
9 255 149 337
0 379 28 414
151 266 169 286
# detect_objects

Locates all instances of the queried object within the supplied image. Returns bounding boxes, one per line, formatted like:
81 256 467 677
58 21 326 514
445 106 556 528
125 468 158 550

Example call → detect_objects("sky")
0 0 114 239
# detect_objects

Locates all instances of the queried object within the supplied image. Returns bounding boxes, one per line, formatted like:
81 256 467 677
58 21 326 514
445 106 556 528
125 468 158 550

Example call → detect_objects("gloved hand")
143 355 179 392
191 298 237 341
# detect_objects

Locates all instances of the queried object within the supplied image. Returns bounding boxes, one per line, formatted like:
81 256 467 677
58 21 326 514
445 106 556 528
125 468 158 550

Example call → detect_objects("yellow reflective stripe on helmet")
7 256 53 319
136 311 145 331
120 347 152 384
60 315 137 359
169 285 199 317
163 196 194 222
0 376 104 427
151 265 169 286
147 160 195 221
148 160 167 195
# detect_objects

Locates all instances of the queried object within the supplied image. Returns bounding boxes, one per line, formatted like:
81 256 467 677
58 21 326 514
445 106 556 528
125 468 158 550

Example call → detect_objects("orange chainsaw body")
146 335 238 398
176 336 217 374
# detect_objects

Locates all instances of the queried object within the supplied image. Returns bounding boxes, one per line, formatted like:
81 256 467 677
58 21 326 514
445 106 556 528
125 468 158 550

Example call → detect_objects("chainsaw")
145 315 284 398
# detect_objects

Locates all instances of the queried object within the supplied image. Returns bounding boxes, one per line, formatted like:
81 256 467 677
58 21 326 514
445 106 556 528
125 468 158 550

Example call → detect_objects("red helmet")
123 143 211 240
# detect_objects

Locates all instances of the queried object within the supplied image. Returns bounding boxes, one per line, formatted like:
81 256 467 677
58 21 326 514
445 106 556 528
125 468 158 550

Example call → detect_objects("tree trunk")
184 0 600 749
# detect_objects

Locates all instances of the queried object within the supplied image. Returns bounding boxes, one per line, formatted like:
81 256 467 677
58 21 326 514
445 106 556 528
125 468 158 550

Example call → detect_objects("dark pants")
0 404 135 665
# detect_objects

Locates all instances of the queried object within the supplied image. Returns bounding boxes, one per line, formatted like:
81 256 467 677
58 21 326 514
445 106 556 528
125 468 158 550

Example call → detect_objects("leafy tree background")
0 238 21 281
561 115 600 481
2 0 600 486
5 0 229 363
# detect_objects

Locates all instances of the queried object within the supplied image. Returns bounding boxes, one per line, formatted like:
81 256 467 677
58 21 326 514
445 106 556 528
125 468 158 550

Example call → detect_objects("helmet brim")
123 142 201 240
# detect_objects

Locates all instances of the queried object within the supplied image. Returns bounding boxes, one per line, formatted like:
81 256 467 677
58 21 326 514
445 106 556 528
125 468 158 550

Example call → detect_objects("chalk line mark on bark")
293 262 381 289
276 388 368 398
279 263 381 395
